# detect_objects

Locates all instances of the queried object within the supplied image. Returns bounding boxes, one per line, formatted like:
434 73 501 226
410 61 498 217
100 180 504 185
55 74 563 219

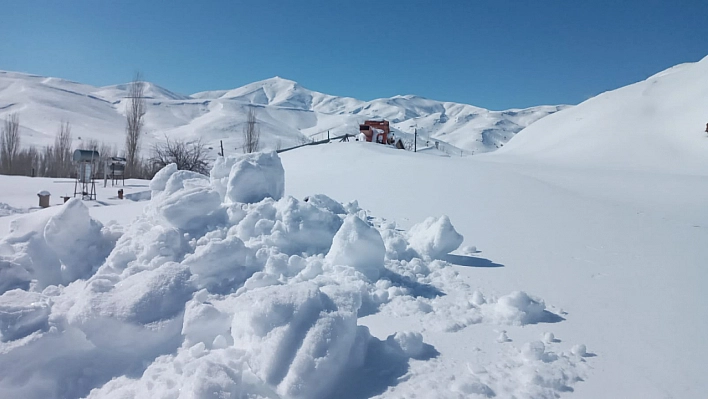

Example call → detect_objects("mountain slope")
495 55 708 174
0 71 566 156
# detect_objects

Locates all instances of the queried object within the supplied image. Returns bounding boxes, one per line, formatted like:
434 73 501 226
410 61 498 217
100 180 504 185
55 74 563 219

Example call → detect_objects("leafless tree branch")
242 106 260 153
150 136 210 175
1 113 21 174
125 72 146 177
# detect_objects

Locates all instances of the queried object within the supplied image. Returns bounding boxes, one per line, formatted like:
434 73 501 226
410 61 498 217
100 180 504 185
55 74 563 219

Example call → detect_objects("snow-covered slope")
495 55 708 174
1 140 705 398
0 71 566 156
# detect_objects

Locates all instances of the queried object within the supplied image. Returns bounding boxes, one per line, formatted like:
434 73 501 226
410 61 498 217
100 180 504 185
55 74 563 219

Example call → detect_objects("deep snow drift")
495 55 708 174
0 152 589 399
0 70 566 155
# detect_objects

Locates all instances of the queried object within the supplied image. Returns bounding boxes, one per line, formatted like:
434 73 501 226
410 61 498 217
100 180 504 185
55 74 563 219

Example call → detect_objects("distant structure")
359 120 390 144
73 149 99 200
358 120 404 149
109 157 126 186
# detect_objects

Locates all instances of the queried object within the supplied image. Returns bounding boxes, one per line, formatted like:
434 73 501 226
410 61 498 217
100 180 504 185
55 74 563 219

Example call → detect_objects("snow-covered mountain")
0 70 567 156
495 55 708 174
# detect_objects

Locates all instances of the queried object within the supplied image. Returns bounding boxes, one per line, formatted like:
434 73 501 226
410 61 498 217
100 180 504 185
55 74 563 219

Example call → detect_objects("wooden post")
220 140 225 157
414 128 417 152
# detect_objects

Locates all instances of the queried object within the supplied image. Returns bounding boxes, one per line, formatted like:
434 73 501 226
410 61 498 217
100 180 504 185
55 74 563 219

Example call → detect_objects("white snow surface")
495 55 708 173
0 56 707 399
0 70 566 155
0 150 591 399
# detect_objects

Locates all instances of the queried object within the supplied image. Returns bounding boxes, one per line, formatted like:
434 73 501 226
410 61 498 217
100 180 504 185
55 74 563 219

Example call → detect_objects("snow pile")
0 151 590 398
0 199 119 294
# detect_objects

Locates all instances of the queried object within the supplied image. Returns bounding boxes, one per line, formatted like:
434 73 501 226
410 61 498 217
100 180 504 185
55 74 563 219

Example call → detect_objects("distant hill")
496 56 708 174
0 71 567 156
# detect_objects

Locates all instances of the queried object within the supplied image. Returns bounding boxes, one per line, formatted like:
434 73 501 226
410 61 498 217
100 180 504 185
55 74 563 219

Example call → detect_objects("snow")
0 70 565 156
326 214 386 281
495 54 708 174
0 55 706 399
221 151 285 204
407 215 464 260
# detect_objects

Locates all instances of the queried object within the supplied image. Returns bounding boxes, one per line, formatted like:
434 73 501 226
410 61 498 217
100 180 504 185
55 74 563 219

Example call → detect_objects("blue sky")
3 0 707 110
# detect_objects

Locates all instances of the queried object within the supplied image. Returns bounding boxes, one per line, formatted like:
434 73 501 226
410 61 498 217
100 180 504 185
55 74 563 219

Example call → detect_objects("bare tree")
150 136 210 175
16 145 39 177
1 113 21 174
54 121 73 177
125 72 146 177
242 106 260 153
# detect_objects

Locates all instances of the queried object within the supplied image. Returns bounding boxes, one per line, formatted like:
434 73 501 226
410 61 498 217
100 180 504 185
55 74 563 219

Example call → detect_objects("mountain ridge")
0 69 568 155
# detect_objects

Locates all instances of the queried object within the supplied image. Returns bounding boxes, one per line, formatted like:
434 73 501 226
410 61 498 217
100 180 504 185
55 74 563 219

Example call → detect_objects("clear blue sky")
3 0 708 110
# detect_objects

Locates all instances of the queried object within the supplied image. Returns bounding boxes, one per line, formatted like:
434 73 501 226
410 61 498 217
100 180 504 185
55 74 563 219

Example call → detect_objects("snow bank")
0 151 588 399
0 199 118 295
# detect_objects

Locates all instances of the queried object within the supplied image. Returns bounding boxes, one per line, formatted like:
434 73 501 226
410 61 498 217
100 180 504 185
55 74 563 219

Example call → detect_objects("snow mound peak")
497 55 708 174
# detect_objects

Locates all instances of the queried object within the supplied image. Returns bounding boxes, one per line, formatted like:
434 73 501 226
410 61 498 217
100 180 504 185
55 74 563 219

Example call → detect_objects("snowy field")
0 56 706 399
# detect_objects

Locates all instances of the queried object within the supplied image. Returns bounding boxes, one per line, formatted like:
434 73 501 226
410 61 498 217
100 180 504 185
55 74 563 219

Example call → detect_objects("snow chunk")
522 340 546 361
497 330 512 343
326 215 385 281
182 294 233 348
270 196 343 255
149 163 178 194
391 331 425 357
183 235 254 293
0 290 50 341
151 171 223 231
572 343 588 357
304 194 346 215
0 199 117 294
231 283 365 399
224 152 285 204
544 332 557 343
407 215 463 259
44 198 110 283
491 291 548 325
85 348 246 399
68 263 193 354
